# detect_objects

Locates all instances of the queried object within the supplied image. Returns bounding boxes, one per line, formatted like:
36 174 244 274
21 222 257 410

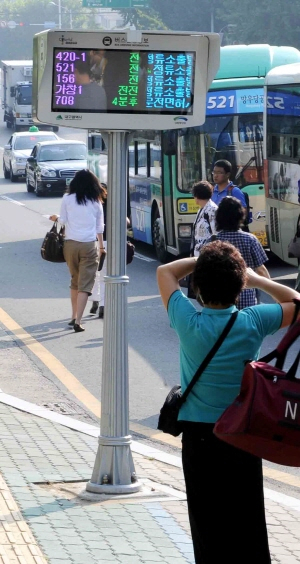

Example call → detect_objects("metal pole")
58 0 62 29
210 3 214 32
86 131 141 494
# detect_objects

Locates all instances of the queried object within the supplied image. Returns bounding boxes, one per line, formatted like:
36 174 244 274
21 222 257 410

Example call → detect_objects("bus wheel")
152 210 168 263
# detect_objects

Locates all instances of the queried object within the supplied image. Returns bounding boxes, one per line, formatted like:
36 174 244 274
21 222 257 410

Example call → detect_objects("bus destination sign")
52 48 195 115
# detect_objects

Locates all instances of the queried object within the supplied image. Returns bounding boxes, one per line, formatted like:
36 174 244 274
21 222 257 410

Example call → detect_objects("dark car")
25 140 87 196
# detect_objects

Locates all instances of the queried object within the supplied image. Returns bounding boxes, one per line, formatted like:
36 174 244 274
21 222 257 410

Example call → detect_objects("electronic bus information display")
33 30 220 130
52 48 195 114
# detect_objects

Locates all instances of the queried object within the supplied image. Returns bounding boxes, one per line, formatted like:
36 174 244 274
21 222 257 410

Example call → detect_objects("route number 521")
207 95 235 109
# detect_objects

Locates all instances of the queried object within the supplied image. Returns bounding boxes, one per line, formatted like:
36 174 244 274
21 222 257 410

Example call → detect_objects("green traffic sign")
82 0 149 7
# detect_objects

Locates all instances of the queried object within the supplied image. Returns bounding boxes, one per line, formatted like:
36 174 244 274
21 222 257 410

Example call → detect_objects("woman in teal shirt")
157 241 300 564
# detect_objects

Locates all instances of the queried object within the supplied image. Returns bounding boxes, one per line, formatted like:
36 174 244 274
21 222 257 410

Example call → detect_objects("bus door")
87 131 108 184
161 131 177 251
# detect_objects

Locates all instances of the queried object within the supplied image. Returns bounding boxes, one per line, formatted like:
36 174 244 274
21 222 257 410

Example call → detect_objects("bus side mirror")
162 131 177 156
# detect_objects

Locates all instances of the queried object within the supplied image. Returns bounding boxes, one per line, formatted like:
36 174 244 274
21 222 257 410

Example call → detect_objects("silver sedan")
3 130 59 182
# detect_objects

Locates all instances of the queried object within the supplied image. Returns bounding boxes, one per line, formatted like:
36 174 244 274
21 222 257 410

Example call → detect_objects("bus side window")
128 142 135 177
150 143 161 179
271 135 280 157
137 142 147 177
162 131 177 155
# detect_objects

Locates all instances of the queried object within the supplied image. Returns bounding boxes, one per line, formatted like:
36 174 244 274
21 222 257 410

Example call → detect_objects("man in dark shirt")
74 60 107 111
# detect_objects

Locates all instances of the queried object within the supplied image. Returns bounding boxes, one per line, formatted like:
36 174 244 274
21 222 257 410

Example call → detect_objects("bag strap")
180 311 238 405
203 212 213 235
259 299 300 368
286 349 300 380
51 221 59 234
296 213 300 236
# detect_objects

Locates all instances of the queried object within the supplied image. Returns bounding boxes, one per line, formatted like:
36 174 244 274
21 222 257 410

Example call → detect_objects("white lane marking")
0 195 25 206
134 252 156 262
264 487 300 513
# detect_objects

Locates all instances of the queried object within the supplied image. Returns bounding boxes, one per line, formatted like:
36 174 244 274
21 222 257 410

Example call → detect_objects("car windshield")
14 135 57 150
39 144 87 161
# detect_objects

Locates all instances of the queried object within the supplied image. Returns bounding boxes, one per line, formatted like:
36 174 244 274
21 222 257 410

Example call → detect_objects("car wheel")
10 166 17 183
26 175 34 193
3 160 10 179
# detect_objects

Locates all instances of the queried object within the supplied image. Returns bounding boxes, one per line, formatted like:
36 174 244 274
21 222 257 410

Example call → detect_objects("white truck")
1 60 34 130
1 60 58 132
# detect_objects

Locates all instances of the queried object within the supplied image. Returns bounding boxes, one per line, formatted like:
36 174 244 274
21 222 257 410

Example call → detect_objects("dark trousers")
181 422 271 564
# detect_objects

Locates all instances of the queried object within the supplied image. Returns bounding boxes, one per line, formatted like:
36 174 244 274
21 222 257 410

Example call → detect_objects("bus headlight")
178 224 192 238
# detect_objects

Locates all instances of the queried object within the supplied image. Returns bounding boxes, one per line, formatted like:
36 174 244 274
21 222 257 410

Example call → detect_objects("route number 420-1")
267 96 285 109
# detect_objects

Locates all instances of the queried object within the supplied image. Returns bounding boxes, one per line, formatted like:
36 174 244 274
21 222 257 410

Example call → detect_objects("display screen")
52 48 195 114
206 88 264 116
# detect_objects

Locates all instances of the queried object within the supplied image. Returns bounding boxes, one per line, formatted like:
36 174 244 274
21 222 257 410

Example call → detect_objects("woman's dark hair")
192 240 246 306
192 180 213 200
68 169 107 205
215 196 245 231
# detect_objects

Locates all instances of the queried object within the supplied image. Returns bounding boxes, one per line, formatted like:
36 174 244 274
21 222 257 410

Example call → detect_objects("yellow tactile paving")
0 476 47 564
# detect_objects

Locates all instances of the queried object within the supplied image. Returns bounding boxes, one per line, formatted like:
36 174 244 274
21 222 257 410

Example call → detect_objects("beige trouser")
63 240 98 296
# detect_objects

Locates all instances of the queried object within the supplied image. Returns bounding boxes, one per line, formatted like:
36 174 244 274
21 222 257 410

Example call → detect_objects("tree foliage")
122 0 300 49
0 0 104 59
220 0 300 48
2 0 300 60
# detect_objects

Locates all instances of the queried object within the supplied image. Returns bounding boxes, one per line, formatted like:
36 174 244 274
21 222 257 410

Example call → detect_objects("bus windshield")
177 114 264 193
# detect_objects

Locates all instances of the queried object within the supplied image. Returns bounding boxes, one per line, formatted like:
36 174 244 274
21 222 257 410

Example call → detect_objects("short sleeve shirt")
193 199 218 256
167 290 282 423
201 230 268 309
211 182 246 207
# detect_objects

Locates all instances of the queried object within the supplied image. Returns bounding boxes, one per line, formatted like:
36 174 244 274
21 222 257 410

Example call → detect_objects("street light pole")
58 0 61 29
210 1 214 32
50 1 73 29
218 24 237 45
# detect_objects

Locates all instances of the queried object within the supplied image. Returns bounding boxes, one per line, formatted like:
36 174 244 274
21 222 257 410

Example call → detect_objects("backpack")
227 185 252 225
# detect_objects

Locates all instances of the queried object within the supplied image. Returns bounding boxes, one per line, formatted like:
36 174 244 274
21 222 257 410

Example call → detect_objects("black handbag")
127 240 135 264
41 221 65 263
157 312 238 436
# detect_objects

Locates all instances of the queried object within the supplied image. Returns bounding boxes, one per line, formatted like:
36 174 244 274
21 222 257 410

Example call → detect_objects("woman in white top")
191 181 218 257
50 169 106 332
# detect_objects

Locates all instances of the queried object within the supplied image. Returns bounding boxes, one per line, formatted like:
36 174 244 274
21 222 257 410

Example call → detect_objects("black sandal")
74 323 85 333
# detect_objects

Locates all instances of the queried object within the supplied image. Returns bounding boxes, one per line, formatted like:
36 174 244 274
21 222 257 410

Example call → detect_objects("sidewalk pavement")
0 400 300 564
